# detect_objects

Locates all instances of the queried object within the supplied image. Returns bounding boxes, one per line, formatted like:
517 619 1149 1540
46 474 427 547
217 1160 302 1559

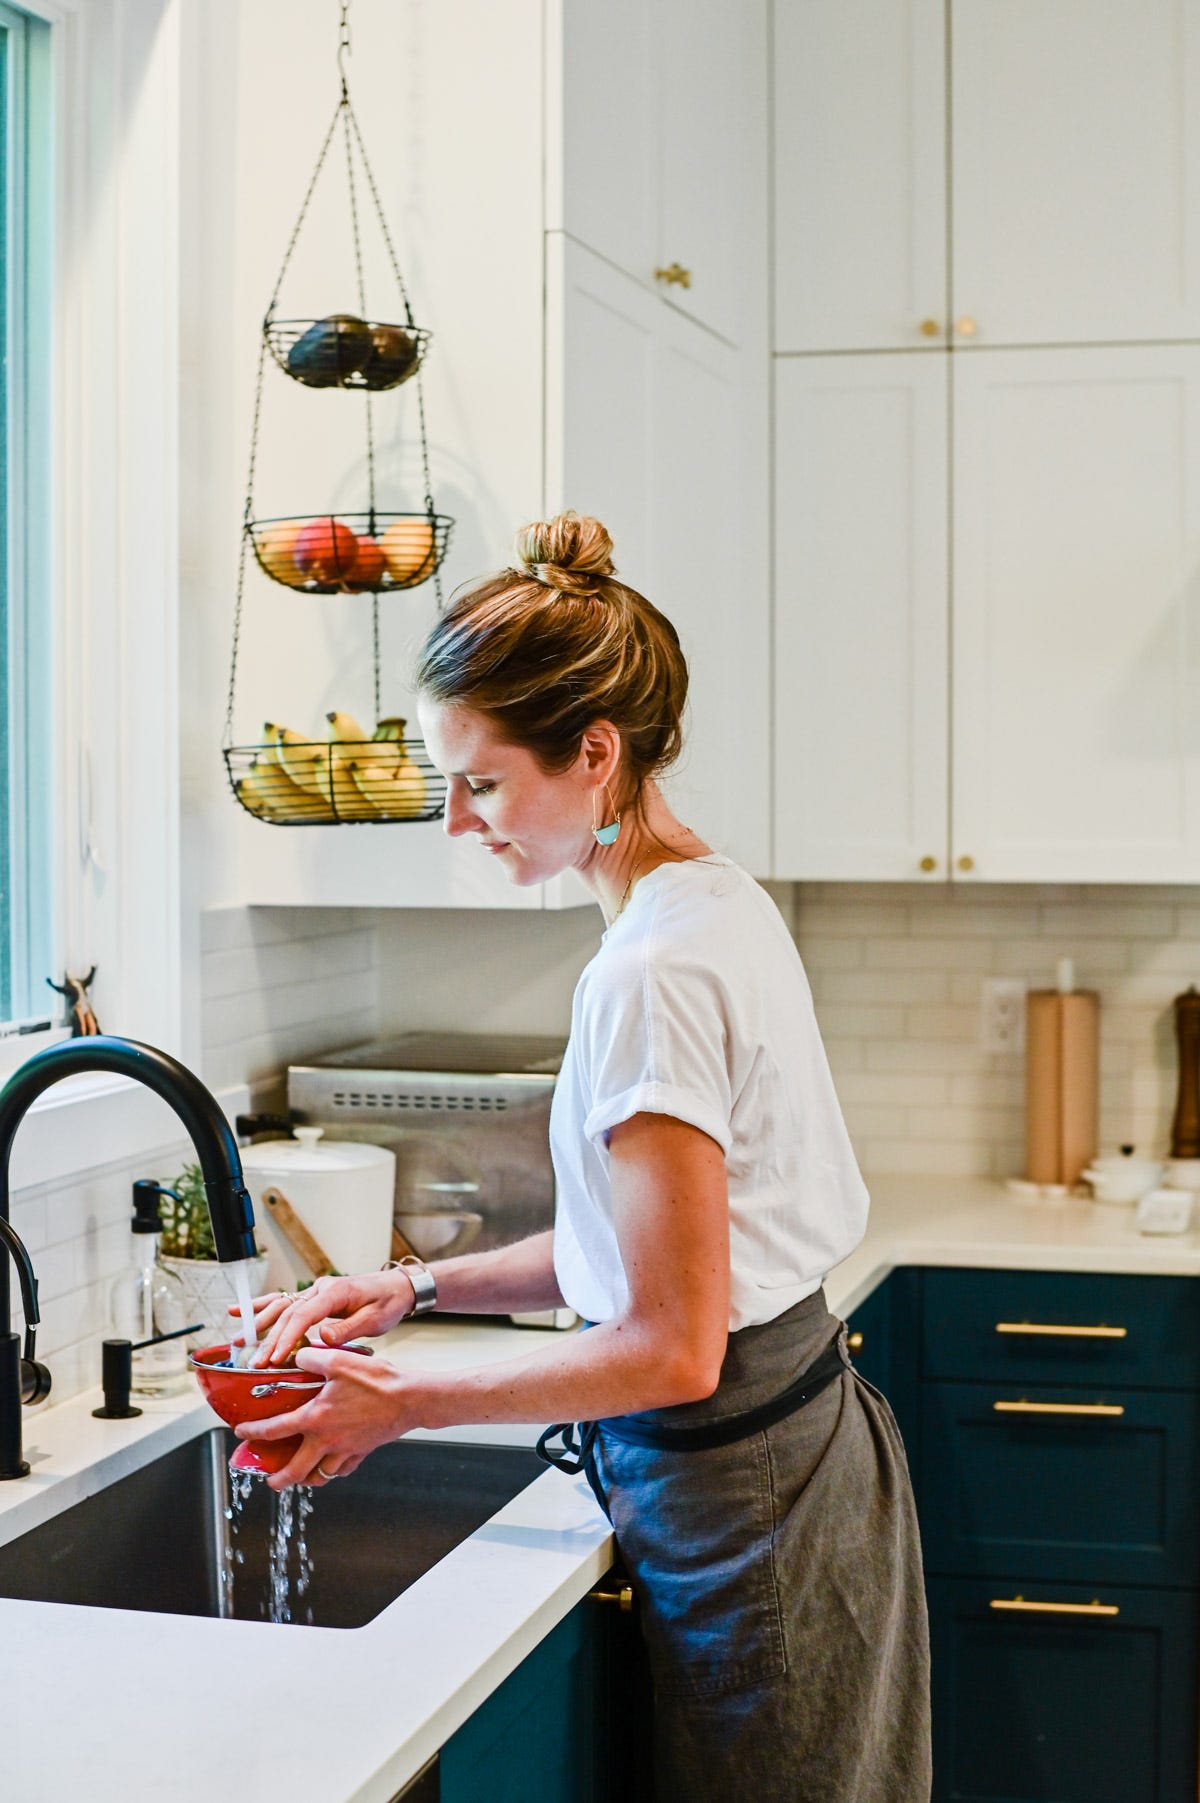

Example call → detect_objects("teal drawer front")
929 1576 1198 1803
921 1268 1200 1391
920 1381 1200 1587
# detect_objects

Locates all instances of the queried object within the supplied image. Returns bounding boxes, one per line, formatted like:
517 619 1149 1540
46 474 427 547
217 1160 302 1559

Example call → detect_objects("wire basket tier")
265 315 430 391
225 740 446 825
248 511 452 594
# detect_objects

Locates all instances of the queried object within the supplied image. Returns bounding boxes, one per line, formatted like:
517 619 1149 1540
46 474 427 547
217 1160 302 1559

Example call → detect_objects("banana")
236 757 335 822
268 725 330 796
350 755 427 818
325 710 370 765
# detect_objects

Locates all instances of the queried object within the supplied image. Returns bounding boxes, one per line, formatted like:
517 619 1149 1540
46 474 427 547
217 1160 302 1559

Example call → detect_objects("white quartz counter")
3 1174 1199 1802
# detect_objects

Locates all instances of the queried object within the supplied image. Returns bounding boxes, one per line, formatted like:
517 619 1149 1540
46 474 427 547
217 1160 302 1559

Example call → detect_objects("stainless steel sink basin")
0 1428 544 1629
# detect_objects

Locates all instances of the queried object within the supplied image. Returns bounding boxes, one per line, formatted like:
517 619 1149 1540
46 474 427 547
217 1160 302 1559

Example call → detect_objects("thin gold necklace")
612 829 696 924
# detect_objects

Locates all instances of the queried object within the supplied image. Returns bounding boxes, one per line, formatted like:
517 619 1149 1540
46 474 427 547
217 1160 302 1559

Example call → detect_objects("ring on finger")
316 1462 338 1481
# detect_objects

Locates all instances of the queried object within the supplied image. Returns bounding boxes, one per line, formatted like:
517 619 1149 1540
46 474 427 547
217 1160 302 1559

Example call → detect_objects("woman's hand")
233 1345 424 1491
228 1269 415 1367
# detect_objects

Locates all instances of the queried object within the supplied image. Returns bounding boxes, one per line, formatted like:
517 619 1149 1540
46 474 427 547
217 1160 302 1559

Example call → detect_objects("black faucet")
0 1214 51 1477
0 1036 258 1480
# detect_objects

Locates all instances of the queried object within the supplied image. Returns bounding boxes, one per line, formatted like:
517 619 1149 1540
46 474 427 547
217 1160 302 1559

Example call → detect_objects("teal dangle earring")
592 783 621 846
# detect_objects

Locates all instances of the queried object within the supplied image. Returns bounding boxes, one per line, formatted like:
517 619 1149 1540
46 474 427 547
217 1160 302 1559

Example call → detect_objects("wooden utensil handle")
262 1187 339 1278
390 1222 421 1263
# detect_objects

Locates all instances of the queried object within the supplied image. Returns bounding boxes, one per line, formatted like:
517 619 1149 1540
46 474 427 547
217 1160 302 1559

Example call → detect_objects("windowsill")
7 1069 251 1194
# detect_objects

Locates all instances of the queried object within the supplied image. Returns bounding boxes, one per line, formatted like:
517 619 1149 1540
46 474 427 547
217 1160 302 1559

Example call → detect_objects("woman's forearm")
407 1313 718 1433
428 1230 566 1315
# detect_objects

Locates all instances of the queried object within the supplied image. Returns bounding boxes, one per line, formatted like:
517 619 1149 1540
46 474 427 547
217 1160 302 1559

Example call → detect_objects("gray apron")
542 1289 931 1802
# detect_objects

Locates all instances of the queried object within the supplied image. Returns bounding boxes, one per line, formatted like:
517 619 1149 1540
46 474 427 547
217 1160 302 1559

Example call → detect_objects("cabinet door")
928 1576 1198 1803
439 1596 652 1803
952 346 1200 882
773 353 948 880
552 0 658 294
655 0 766 347
773 0 946 352
547 235 770 875
951 0 1200 346
554 0 766 348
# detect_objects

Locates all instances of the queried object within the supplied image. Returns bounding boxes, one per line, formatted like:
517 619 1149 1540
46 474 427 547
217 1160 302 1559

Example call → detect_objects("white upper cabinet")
952 0 1200 347
545 236 770 876
773 0 947 352
774 354 948 879
952 346 1200 882
551 0 767 346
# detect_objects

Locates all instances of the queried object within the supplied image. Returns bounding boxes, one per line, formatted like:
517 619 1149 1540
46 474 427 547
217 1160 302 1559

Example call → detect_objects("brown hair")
413 512 689 836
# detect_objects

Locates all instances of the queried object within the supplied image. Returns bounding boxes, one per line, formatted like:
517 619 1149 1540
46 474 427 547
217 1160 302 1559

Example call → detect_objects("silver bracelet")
383 1255 438 1316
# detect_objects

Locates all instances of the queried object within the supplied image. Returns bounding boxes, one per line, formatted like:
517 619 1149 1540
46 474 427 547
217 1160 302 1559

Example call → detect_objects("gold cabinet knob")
919 855 938 872
957 854 975 873
919 319 941 337
654 263 692 289
847 1330 864 1352
589 1582 635 1612
955 316 978 337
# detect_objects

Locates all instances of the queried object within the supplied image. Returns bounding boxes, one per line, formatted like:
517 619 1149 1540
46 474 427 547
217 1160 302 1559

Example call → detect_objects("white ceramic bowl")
1082 1155 1164 1205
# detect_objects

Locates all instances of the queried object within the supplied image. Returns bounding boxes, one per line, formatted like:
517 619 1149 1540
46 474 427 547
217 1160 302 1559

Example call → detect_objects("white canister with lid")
240 1128 395 1285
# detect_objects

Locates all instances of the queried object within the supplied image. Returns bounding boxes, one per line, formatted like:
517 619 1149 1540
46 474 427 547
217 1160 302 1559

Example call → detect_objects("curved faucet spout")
0 1037 258 1479
0 1036 257 1317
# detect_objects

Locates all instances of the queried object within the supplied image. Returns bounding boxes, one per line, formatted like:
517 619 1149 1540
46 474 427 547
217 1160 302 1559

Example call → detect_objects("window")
0 2 50 1032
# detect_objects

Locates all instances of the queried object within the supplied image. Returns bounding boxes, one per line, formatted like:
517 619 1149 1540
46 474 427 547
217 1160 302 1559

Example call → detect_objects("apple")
293 517 359 585
350 533 386 589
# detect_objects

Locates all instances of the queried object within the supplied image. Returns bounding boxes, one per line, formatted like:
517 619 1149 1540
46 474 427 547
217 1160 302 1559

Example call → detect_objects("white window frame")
0 0 203 1185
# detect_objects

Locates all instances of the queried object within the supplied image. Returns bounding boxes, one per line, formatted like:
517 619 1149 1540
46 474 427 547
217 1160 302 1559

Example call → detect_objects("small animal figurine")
47 968 101 1036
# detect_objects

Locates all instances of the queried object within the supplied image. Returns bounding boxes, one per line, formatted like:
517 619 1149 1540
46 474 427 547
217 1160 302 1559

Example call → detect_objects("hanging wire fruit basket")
224 725 446 827
249 511 453 594
222 1 453 826
265 316 430 391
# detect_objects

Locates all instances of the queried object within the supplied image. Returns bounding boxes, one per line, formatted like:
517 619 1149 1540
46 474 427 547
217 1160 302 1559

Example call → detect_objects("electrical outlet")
981 978 1027 1054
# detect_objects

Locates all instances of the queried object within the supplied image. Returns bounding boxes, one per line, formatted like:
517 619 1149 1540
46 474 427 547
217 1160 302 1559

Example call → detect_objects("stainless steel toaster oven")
286 1032 572 1325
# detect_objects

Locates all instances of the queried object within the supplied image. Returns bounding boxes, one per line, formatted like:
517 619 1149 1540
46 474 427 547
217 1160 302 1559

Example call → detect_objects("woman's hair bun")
514 510 615 596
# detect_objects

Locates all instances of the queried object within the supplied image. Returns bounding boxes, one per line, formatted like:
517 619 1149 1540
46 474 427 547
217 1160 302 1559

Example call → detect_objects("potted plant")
156 1162 269 1342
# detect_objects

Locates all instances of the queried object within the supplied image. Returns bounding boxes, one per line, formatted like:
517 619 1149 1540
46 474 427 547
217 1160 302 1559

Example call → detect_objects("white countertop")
3 1174 1199 1802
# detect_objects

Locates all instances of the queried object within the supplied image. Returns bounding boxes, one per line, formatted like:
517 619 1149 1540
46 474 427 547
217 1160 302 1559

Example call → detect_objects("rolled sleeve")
580 942 735 1161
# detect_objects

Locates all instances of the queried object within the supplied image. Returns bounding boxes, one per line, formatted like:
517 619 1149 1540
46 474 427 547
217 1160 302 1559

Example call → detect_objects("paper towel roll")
1025 989 1099 1186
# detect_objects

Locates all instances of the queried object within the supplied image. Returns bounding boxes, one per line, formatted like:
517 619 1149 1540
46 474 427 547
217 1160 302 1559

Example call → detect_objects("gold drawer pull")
995 1322 1127 1339
990 1595 1119 1618
846 1331 864 1352
993 1400 1124 1417
654 263 692 289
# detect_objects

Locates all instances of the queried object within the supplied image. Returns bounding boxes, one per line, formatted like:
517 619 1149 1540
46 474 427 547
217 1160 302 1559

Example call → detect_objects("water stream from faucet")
227 1256 260 1367
224 1467 316 1624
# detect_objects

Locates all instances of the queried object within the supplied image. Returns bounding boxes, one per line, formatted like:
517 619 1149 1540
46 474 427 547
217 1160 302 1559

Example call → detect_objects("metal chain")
266 96 346 319
224 333 270 748
345 93 441 608
372 597 382 722
342 102 377 525
345 100 415 328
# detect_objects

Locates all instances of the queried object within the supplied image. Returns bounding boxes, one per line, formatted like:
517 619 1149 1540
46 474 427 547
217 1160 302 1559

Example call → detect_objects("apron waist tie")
535 1332 850 1516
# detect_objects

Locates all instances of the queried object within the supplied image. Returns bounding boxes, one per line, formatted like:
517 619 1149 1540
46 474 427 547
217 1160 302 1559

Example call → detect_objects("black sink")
0 1428 544 1629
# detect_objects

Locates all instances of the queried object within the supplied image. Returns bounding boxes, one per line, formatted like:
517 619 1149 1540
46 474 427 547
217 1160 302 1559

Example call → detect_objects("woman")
239 512 932 1800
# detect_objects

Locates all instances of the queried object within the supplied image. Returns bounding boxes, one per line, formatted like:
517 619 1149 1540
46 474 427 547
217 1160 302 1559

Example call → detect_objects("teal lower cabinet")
927 1576 1197 1803
902 1266 1200 1803
439 1594 653 1803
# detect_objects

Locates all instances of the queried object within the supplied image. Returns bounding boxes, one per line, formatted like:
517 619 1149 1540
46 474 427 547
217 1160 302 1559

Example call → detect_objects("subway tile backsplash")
792 882 1200 1181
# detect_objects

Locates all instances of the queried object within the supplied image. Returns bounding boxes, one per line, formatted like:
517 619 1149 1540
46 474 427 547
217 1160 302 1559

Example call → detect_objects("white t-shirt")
550 852 869 1331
